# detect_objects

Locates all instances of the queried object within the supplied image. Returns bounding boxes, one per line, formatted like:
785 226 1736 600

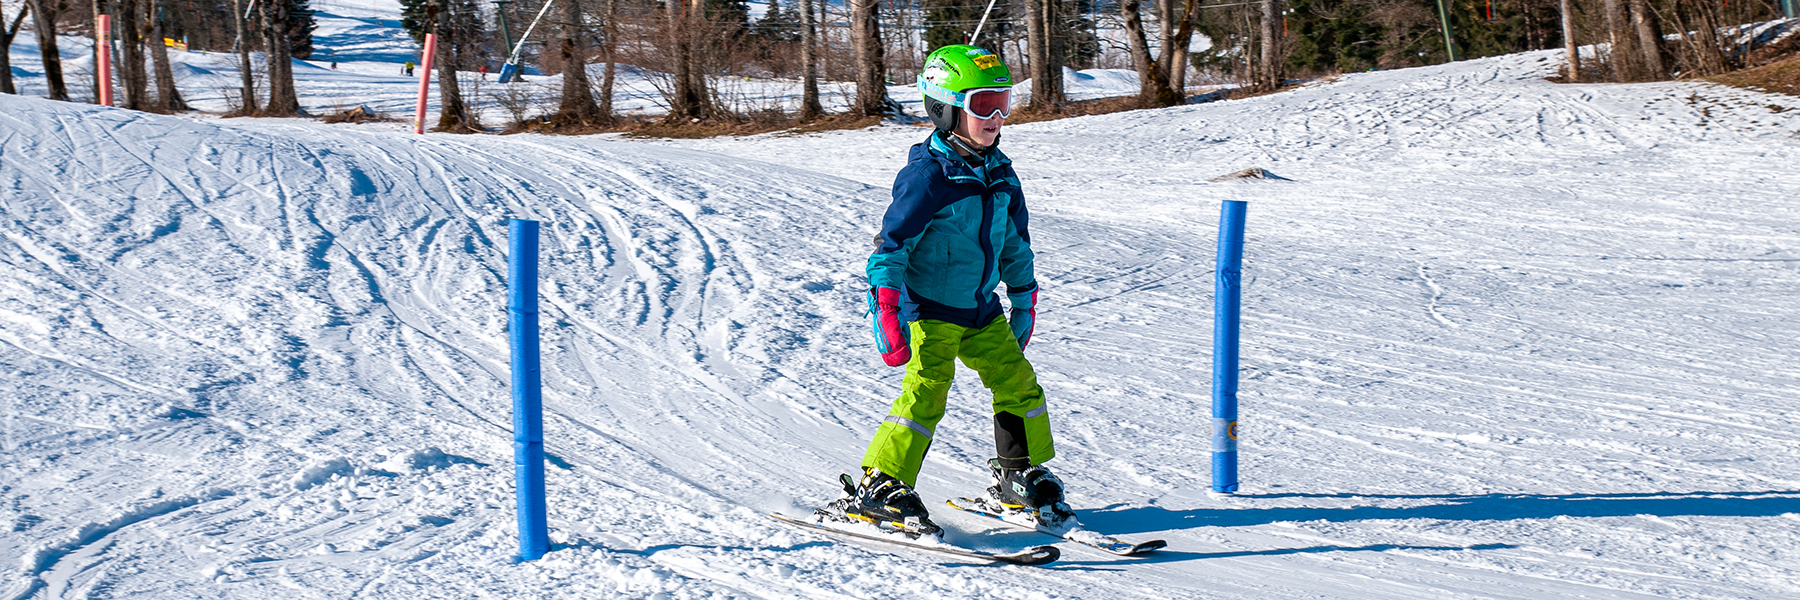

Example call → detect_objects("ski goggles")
920 77 1013 120
963 88 1013 120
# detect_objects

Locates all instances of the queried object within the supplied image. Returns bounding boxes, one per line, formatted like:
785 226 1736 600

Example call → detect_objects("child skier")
824 45 1073 539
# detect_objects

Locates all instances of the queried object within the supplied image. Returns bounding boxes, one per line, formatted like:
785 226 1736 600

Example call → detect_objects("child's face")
955 109 1004 149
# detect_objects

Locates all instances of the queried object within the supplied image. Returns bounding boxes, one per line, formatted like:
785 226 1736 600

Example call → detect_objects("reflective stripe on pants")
862 315 1055 487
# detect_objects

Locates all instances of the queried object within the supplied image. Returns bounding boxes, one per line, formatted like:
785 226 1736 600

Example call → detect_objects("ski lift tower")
494 1 516 57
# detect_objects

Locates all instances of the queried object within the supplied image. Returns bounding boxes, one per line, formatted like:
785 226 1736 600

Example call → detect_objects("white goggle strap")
919 76 967 108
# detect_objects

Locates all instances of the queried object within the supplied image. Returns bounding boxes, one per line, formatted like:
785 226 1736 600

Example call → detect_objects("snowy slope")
6 30 1800 600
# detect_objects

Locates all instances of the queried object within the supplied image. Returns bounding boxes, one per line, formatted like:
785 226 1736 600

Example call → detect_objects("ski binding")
947 496 1167 556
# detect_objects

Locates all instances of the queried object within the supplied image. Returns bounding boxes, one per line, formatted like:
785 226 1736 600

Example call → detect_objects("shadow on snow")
1081 490 1800 536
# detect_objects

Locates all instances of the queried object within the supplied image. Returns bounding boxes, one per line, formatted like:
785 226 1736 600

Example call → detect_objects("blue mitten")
1007 283 1038 351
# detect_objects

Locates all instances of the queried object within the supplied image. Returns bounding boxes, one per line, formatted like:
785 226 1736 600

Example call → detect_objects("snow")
6 12 1800 600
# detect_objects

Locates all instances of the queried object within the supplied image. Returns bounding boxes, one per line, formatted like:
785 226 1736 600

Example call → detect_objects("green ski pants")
862 316 1055 487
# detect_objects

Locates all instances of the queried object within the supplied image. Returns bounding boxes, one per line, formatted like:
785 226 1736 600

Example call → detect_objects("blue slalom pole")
509 219 549 561
1212 201 1246 494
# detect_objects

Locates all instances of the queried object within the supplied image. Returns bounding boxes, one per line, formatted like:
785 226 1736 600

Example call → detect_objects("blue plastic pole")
1212 201 1246 494
509 219 549 561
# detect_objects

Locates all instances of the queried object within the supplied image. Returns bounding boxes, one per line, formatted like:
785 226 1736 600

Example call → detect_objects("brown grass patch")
1706 45 1800 97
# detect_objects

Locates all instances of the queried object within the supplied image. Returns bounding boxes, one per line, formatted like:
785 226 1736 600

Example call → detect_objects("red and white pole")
96 15 114 106
412 33 438 134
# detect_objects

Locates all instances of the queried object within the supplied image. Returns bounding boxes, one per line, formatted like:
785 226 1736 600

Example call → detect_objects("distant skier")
404 61 415 76
824 45 1072 538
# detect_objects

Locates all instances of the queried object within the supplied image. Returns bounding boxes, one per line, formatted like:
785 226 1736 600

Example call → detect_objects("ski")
769 512 1061 566
946 497 1167 556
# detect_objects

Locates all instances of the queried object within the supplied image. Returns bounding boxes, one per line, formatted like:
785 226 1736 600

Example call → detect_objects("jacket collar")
921 131 1011 180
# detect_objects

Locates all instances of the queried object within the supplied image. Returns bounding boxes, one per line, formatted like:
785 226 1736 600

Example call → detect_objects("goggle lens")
964 88 1012 119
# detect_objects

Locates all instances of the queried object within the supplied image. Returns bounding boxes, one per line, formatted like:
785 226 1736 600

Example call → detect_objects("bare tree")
260 0 301 115
1162 0 1193 92
1602 0 1637 79
231 0 258 114
1560 0 1579 81
664 0 710 121
26 0 70 100
1258 0 1277 91
849 0 887 116
1 3 29 95
1628 0 1664 79
596 0 619 119
117 0 152 109
424 1 477 131
799 0 822 119
553 0 604 126
1119 0 1194 107
1024 0 1064 111
149 0 188 111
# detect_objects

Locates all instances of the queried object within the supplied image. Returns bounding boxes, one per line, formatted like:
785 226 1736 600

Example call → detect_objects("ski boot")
987 459 1079 529
820 468 942 539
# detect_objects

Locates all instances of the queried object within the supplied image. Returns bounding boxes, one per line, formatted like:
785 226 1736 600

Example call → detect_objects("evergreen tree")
708 0 751 33
758 0 801 44
288 0 317 59
401 0 431 44
1284 0 1383 73
923 0 978 50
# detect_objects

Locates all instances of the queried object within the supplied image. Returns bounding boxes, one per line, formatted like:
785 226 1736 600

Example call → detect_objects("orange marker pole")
97 15 114 106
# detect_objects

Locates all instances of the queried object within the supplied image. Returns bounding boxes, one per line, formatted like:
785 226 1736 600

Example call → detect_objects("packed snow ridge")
5 20 1800 600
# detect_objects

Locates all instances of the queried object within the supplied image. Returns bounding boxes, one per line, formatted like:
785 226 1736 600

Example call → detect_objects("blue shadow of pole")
1077 491 1800 536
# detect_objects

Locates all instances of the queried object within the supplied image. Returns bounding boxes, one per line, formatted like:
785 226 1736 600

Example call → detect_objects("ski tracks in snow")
5 43 1800 598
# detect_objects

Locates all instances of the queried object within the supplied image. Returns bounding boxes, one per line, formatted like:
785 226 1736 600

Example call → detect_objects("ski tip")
1131 539 1169 554
999 545 1061 566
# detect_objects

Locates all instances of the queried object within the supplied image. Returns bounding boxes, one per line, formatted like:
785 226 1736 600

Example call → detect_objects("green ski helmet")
918 45 1014 132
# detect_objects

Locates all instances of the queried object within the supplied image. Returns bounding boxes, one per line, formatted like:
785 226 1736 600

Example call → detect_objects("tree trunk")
117 0 151 109
429 2 476 131
665 0 707 121
149 0 186 111
1560 0 1579 81
599 0 618 119
1025 0 1046 110
1024 0 1063 111
1044 0 1064 107
799 0 822 119
260 0 300 115
1628 0 1663 80
1167 0 1200 93
91 0 103 101
1120 0 1178 107
1 5 29 95
1162 0 1184 92
26 0 69 100
553 0 602 126
849 0 887 117
231 0 257 114
1601 0 1632 80
1259 0 1276 91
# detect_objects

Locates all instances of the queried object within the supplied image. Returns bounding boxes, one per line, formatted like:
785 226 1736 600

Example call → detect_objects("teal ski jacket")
867 132 1036 328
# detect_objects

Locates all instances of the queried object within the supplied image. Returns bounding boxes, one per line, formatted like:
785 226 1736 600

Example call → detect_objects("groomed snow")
5 14 1800 600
